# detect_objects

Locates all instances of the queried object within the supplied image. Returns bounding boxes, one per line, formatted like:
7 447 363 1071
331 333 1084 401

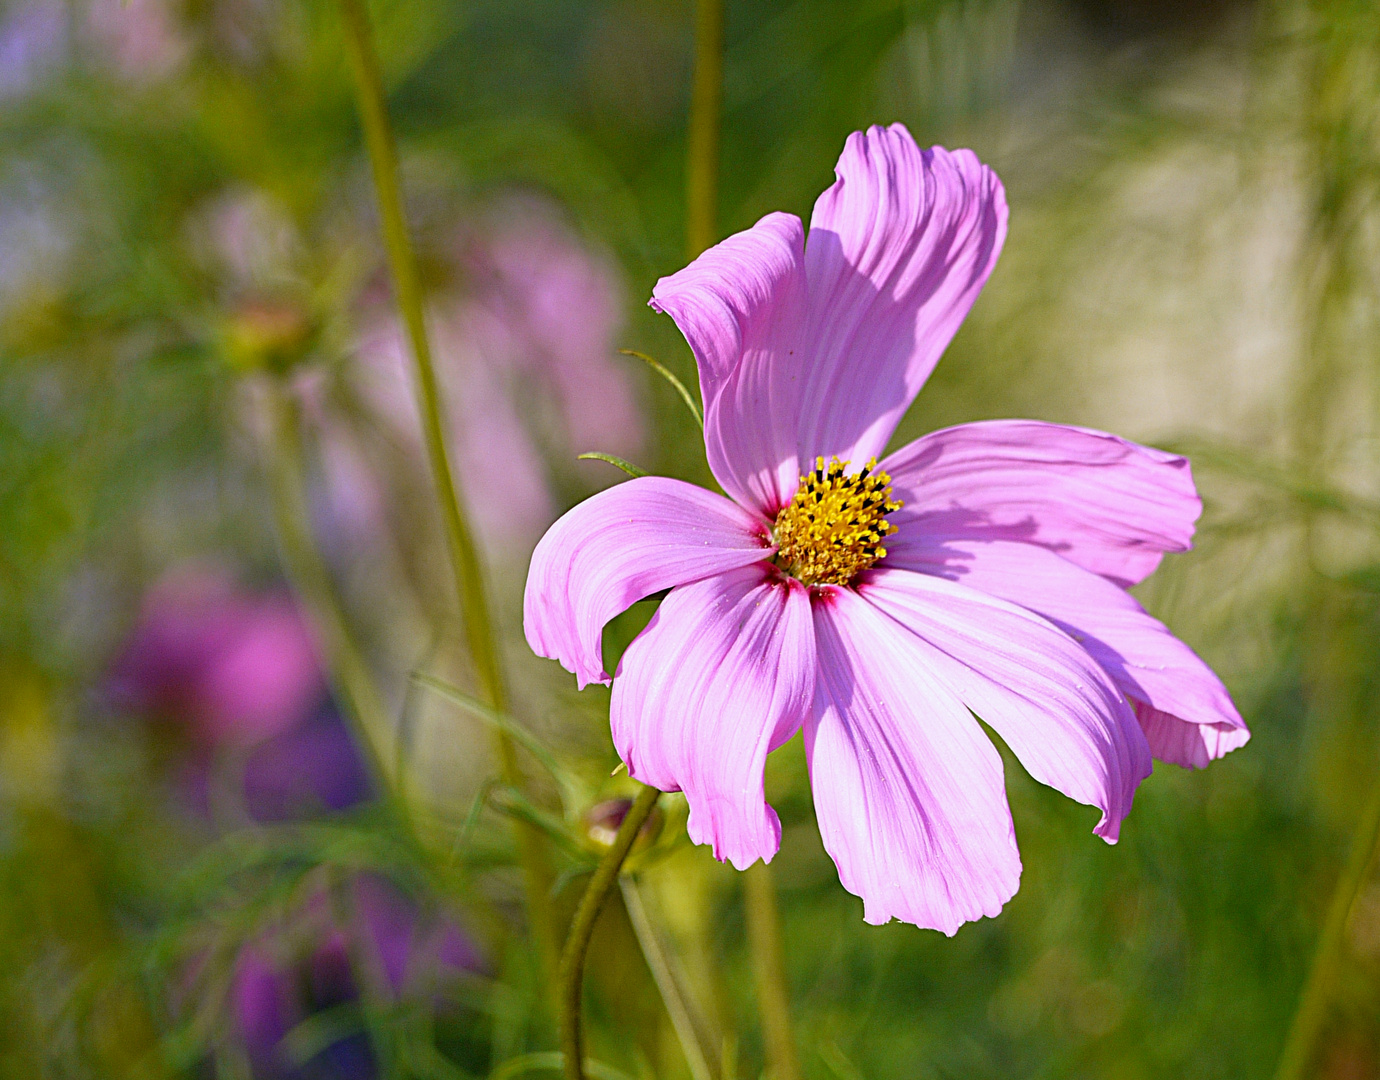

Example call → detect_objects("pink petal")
610 565 814 869
523 477 772 689
881 420 1200 587
886 537 1248 768
1136 704 1252 769
808 585 1021 932
798 125 1006 466
856 568 1150 842
650 213 810 515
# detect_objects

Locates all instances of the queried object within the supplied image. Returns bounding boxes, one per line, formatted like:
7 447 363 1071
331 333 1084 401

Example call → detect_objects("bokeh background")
2 0 1379 1076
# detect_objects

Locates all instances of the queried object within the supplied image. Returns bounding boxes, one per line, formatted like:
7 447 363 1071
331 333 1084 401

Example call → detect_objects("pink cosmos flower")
524 124 1249 933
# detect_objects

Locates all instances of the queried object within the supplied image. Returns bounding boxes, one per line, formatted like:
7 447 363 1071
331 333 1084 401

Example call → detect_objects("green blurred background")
1 0 1379 1076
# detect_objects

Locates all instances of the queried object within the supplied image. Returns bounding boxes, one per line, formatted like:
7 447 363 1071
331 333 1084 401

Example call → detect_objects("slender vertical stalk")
335 0 558 983
619 877 716 1080
688 1 801 1072
263 381 394 791
559 783 661 1080
686 0 724 259
1273 770 1380 1080
744 862 801 1080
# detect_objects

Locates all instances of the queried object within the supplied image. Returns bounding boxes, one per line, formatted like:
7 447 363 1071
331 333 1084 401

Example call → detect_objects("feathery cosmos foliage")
525 123 1248 933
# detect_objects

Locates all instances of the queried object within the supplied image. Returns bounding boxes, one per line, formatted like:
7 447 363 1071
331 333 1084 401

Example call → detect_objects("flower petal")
807 585 1021 932
798 125 1007 466
881 420 1200 587
886 537 1248 768
650 212 810 515
523 477 772 688
611 565 814 869
856 567 1150 842
1136 704 1252 769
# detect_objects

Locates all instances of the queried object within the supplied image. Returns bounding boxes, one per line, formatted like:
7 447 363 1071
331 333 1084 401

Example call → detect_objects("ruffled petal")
1136 704 1252 769
886 537 1248 768
798 125 1006 466
650 213 810 515
882 420 1200 587
610 565 814 869
523 477 773 688
856 567 1150 842
807 585 1021 933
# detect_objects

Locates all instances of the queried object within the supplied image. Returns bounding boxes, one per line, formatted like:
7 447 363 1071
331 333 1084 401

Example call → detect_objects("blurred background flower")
226 874 483 1078
106 564 374 821
108 565 325 751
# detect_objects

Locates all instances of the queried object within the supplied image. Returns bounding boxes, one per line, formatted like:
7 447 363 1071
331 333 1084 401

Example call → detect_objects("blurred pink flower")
354 311 556 554
343 199 641 557
85 0 188 82
463 199 642 458
109 565 325 749
525 124 1248 933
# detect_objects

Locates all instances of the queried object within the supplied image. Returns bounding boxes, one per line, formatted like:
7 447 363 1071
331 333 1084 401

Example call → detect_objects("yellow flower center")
772 457 902 586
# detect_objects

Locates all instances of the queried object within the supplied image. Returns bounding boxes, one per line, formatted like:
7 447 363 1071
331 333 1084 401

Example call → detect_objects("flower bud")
584 796 662 854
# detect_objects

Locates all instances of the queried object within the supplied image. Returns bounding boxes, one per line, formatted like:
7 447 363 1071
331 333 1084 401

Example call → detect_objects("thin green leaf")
411 672 578 799
549 861 599 900
577 451 648 478
458 776 500 850
1166 438 1380 524
280 1002 367 1068
818 1040 866 1080
619 349 703 428
487 785 588 859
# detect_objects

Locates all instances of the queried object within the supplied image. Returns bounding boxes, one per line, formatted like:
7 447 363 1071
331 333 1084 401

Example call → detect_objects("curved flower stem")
263 380 394 793
686 0 723 259
619 876 716 1080
1273 770 1380 1080
744 862 801 1080
335 0 558 983
559 783 661 1080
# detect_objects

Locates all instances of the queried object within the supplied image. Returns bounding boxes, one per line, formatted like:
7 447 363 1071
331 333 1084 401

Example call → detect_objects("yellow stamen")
772 456 902 586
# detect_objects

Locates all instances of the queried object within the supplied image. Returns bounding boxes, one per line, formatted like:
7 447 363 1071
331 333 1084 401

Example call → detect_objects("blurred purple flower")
108 565 325 750
0 0 65 98
525 124 1248 933
230 876 483 1078
242 712 372 821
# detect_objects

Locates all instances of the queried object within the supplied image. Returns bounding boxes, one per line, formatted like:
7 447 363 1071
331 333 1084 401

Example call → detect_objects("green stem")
335 0 558 983
1273 769 1380 1080
263 380 394 793
559 783 661 1080
686 0 724 259
744 862 801 1080
618 876 716 1080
